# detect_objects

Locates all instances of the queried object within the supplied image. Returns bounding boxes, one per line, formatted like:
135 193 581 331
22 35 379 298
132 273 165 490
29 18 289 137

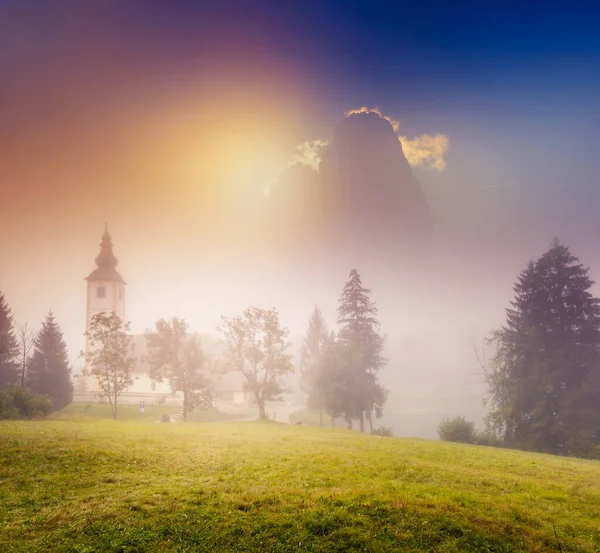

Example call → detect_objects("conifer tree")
336 270 387 431
0 293 18 388
299 306 329 423
27 312 73 410
487 240 600 455
317 334 363 429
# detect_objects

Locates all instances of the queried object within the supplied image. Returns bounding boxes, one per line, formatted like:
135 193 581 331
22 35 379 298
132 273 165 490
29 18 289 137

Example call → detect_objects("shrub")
372 426 394 437
474 431 505 448
437 416 476 444
0 388 53 419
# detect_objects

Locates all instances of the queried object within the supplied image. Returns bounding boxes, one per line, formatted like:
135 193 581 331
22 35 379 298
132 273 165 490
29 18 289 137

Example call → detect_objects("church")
75 227 250 413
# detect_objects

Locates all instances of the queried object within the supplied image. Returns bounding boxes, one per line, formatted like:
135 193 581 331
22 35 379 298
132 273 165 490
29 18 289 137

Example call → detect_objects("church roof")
86 225 126 283
86 266 126 283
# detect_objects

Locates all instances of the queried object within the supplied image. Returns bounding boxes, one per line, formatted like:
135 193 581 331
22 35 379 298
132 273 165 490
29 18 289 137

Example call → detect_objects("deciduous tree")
219 307 294 420
146 317 213 422
16 322 35 388
81 312 135 420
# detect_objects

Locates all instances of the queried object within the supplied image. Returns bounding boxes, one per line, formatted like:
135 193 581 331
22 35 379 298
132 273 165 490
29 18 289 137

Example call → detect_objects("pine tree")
336 270 387 432
27 312 73 410
299 306 329 423
487 240 600 455
317 334 362 429
0 293 18 388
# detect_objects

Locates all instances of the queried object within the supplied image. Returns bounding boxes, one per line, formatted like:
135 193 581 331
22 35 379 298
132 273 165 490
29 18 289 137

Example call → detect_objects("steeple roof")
85 225 126 283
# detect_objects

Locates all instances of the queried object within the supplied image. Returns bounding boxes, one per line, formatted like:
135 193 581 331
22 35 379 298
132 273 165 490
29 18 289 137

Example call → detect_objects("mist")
4 103 595 438
4 4 600 552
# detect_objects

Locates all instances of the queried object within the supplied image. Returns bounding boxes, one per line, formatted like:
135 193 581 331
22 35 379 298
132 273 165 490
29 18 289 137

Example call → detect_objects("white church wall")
81 229 248 409
129 371 171 395
87 280 118 324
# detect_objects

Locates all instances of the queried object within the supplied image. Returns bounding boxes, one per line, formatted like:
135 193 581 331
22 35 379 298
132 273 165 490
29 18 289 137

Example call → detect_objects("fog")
5 105 599 438
3 3 600 440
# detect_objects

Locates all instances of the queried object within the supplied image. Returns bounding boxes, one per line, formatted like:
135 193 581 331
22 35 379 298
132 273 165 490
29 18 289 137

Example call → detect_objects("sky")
2 0 600 376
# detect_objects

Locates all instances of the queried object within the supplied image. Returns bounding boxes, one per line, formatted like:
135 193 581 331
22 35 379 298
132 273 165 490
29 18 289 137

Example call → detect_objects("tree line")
483 239 600 457
438 239 600 458
0 302 73 417
299 270 387 431
4 238 599 457
78 269 388 427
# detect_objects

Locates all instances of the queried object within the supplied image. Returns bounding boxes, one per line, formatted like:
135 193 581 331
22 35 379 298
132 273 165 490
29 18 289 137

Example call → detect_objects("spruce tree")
487 240 600 455
336 270 387 431
318 335 362 429
0 293 18 388
27 312 73 410
299 306 329 423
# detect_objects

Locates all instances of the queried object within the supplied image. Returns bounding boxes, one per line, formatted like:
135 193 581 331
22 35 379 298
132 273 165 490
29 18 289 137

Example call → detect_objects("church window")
119 289 123 301
97 286 106 299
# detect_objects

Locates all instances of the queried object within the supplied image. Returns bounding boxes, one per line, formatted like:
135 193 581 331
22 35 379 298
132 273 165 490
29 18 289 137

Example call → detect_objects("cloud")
399 133 449 172
291 139 329 171
344 106 449 171
345 106 401 132
265 139 328 197
276 107 449 184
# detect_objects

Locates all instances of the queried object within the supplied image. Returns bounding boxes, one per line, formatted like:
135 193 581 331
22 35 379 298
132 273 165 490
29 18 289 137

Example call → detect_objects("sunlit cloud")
271 107 449 196
266 140 328 197
400 133 449 171
344 106 449 171
291 139 329 171
345 106 401 132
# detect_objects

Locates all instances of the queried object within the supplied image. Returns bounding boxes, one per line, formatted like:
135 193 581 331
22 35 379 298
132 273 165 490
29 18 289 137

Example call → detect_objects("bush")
437 416 476 444
474 431 505 448
0 388 53 419
372 426 394 437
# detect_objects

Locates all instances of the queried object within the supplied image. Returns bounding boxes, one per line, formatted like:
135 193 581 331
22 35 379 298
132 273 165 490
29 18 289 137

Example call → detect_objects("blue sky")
3 0 600 347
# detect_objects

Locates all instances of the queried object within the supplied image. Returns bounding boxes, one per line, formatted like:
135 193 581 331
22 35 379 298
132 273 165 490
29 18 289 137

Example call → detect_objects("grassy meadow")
1 414 599 552
54 402 240 423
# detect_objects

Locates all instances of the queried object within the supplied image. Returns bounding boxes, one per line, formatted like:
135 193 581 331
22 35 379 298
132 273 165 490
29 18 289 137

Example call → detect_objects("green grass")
1 419 599 552
54 402 238 423
289 408 333 426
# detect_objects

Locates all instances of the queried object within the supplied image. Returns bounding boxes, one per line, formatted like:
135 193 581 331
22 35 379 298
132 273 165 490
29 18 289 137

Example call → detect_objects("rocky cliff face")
266 111 432 274
319 111 432 266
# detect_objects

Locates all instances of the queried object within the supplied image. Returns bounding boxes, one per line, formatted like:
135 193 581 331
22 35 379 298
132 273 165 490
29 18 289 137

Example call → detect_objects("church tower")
85 225 126 337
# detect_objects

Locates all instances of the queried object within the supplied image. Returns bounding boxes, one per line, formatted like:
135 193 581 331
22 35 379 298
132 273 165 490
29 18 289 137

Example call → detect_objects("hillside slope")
1 420 599 552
